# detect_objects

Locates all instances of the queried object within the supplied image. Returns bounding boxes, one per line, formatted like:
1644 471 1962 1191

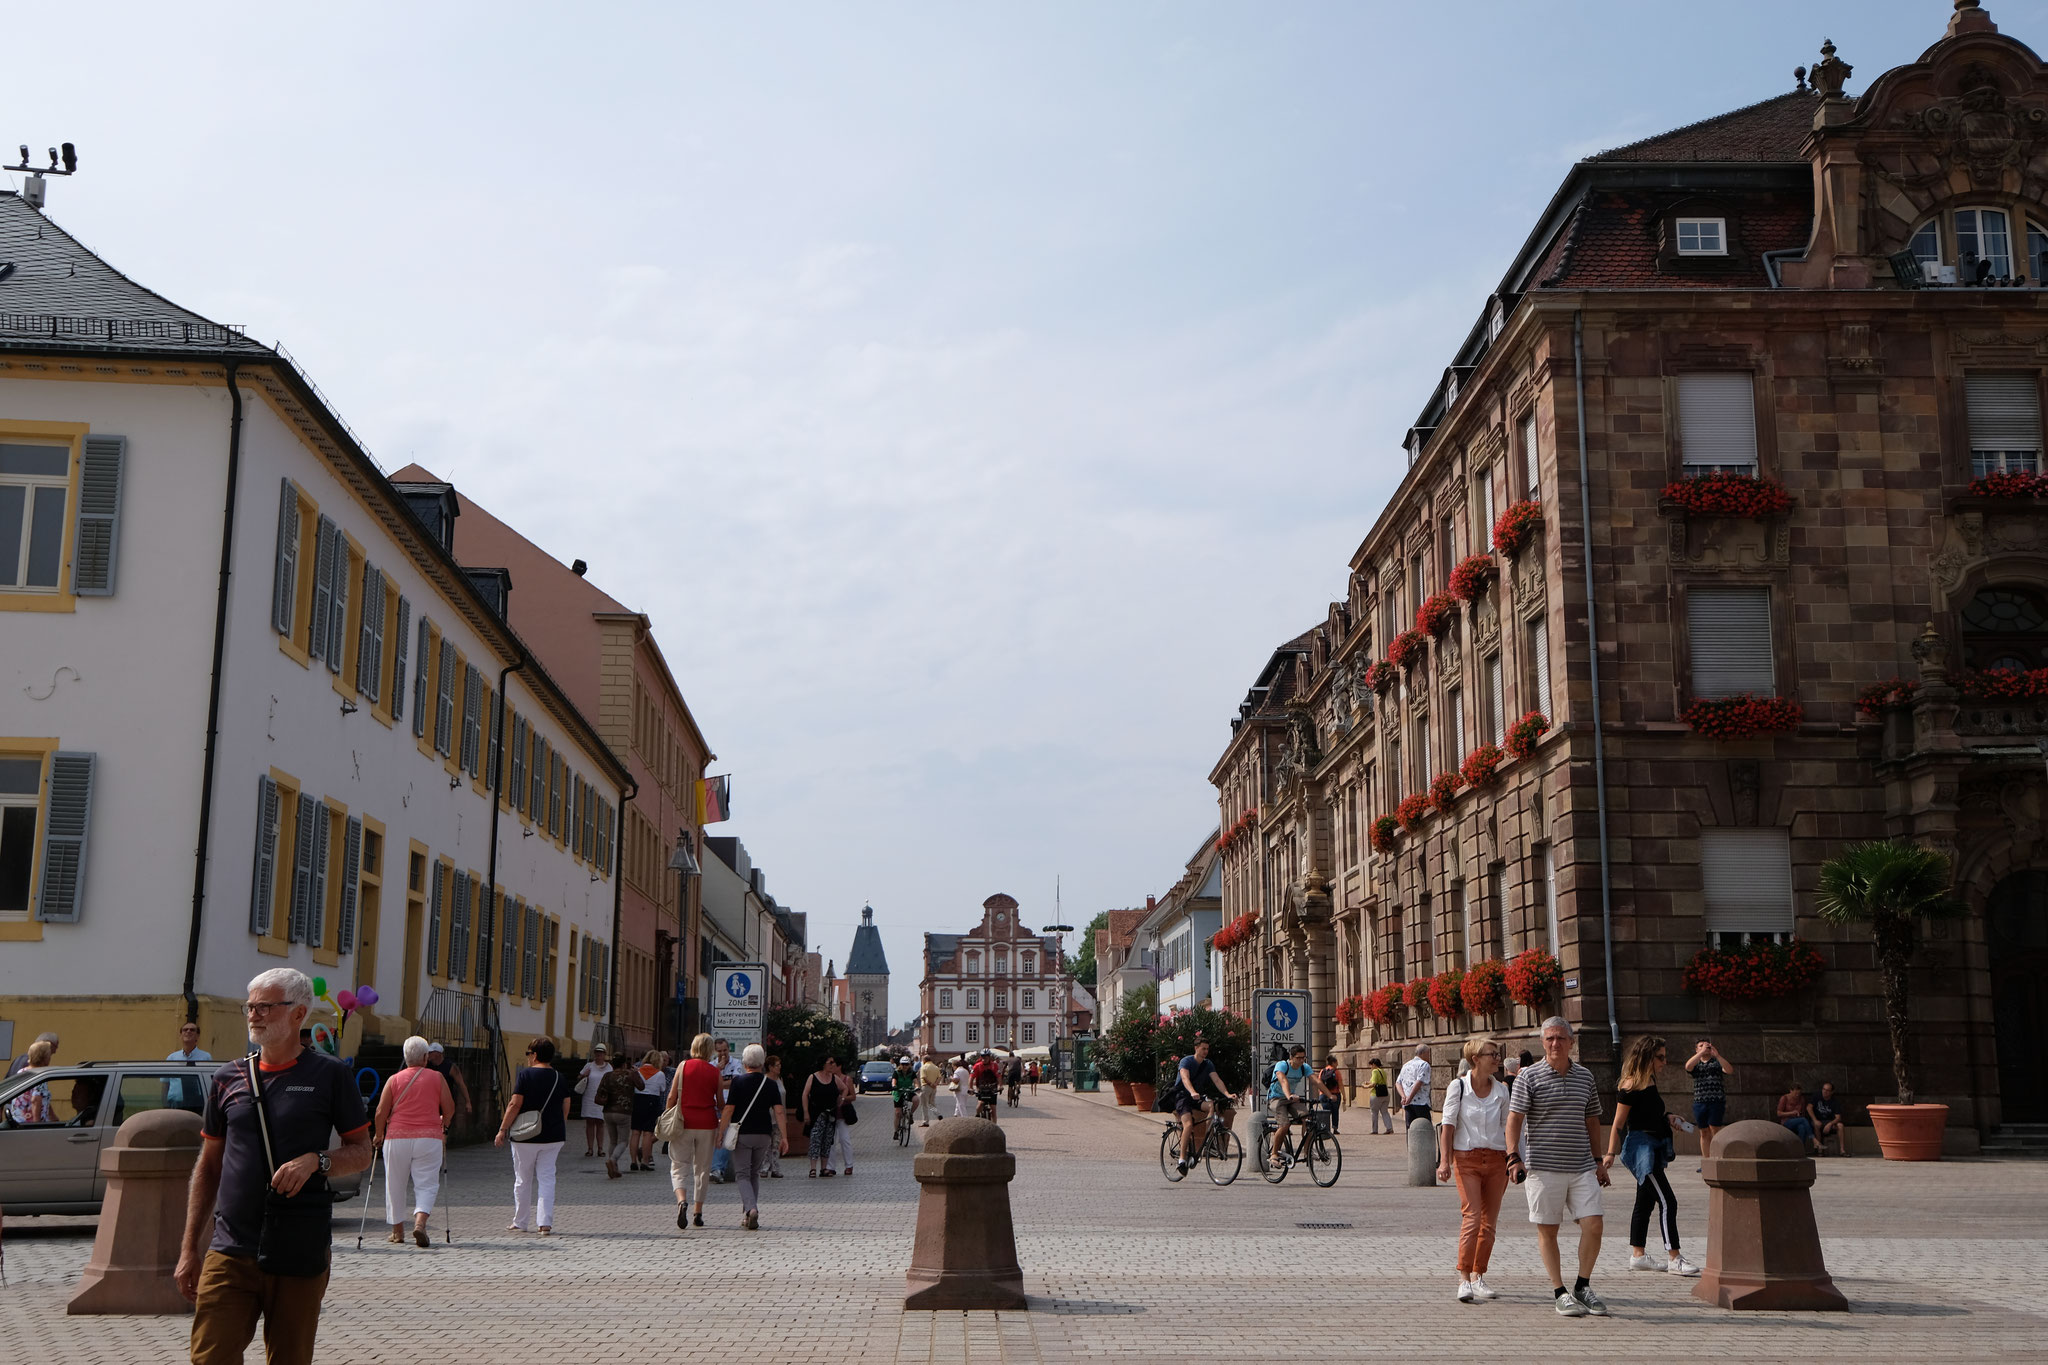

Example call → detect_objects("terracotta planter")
1130 1081 1158 1111
1110 1079 1136 1106
1867 1102 1948 1161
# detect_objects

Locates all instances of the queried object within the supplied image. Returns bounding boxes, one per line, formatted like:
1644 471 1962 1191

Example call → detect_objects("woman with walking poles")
1604 1034 1700 1277
1435 1036 1509 1302
722 1044 784 1230
372 1036 455 1246
495 1037 570 1236
664 1034 722 1229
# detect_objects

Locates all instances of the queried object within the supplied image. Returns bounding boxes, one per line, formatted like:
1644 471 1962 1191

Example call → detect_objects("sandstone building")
917 894 1063 1056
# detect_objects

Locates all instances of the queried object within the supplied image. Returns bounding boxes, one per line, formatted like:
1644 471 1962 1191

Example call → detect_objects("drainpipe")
183 360 245 1025
606 777 637 1049
1573 311 1621 1053
480 646 527 996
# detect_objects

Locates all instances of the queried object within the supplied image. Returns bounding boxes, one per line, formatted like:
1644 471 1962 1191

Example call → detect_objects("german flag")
695 774 730 825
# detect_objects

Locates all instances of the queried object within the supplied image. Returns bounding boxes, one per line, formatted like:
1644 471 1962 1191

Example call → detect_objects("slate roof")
1536 189 1814 290
1589 89 1820 165
846 907 890 976
0 193 272 354
924 933 960 973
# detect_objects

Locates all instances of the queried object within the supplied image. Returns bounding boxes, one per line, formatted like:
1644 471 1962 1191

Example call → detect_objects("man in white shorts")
1503 1015 1611 1318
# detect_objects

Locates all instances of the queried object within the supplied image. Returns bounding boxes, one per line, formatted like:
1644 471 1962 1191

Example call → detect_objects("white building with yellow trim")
0 190 630 1075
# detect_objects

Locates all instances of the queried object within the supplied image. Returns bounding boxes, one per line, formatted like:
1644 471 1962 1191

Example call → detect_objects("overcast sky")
10 1 1993 1023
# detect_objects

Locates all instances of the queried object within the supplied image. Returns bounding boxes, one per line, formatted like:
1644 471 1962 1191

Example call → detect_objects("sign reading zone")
1252 988 1312 1063
709 963 767 1048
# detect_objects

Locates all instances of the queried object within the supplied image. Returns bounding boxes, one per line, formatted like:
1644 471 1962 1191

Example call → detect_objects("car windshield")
863 1063 892 1077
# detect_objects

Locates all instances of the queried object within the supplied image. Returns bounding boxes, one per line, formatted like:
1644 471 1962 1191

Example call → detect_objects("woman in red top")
665 1033 723 1230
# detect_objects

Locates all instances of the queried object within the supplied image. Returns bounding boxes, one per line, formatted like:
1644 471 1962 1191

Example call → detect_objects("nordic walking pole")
356 1144 380 1251
441 1159 452 1245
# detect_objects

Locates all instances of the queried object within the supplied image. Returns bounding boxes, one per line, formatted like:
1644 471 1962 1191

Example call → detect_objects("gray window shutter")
501 889 518 989
271 479 299 637
308 516 336 663
531 738 547 820
435 640 456 755
550 753 563 837
413 618 432 737
1529 619 1552 718
426 865 443 973
249 774 279 936
486 692 502 793
1966 374 2043 472
450 871 470 980
461 666 482 776
511 715 527 816
289 792 316 942
523 902 539 997
1677 372 1759 472
390 597 411 722
1701 828 1795 936
337 816 362 953
306 801 330 948
324 536 350 676
71 434 126 595
355 566 383 700
477 882 495 991
1688 586 1775 698
33 751 95 922
582 781 596 860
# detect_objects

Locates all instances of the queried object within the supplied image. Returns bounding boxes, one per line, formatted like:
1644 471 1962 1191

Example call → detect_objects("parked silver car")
0 1059 362 1215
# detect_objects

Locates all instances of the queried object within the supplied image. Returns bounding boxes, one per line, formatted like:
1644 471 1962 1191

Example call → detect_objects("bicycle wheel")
1160 1127 1187 1181
1262 1137 1290 1183
1205 1127 1243 1186
1307 1131 1343 1187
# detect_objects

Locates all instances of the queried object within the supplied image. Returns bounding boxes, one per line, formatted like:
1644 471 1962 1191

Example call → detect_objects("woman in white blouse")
1435 1035 1509 1303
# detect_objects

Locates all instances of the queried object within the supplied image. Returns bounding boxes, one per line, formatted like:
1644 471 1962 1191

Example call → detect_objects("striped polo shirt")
1507 1058 1601 1173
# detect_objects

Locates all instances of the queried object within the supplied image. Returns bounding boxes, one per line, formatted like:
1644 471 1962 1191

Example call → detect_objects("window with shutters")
1526 619 1551 719
355 566 385 702
286 792 316 945
543 917 558 1001
510 715 528 817
448 870 471 982
523 902 540 998
1677 372 1759 475
476 882 497 991
434 641 458 757
308 516 338 667
549 753 565 840
1414 716 1430 788
336 816 362 956
0 439 74 601
1486 654 1505 744
459 664 482 776
389 596 410 723
305 802 331 949
426 859 447 977
582 782 597 861
326 533 357 679
1701 827 1795 945
1687 585 1775 698
531 737 549 824
486 692 502 794
1521 411 1540 497
1539 846 1558 956
272 478 302 639
1965 374 2042 476
245 773 282 937
0 750 92 924
499 889 518 992
411 618 433 739
1448 687 1466 760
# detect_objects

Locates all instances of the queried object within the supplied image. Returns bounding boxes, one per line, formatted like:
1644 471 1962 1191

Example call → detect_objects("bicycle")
893 1099 914 1146
1006 1080 1020 1109
1160 1101 1244 1186
974 1087 999 1122
1262 1104 1342 1186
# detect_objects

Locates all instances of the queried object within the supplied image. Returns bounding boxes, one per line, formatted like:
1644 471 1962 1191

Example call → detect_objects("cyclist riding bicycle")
1004 1053 1023 1107
1267 1045 1313 1166
890 1057 918 1130
970 1050 1001 1119
1173 1037 1236 1173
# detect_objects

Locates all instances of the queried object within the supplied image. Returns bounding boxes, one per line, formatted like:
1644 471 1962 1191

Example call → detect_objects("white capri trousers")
510 1139 562 1231
381 1136 444 1223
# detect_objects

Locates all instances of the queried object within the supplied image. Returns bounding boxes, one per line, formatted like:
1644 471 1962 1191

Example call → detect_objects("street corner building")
0 189 635 1079
917 895 1065 1056
1208 3 2048 1143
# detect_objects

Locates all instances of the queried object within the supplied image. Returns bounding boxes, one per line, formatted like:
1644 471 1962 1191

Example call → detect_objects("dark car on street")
858 1060 896 1093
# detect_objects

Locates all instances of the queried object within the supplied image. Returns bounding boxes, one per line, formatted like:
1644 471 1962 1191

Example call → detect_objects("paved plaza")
5 1086 2047 1362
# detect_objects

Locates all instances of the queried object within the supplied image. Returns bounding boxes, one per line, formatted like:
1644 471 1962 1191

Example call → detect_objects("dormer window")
1675 218 1726 256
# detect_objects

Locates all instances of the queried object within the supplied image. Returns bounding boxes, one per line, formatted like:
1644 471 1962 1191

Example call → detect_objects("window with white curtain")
1527 619 1551 719
1966 374 2043 477
1687 587 1774 698
1677 372 1759 474
1701 828 1795 945
1486 655 1505 744
1522 412 1540 497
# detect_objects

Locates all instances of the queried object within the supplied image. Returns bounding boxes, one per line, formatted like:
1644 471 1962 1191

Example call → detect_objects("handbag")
509 1068 559 1143
247 1056 333 1278
655 1099 681 1143
723 1073 768 1150
840 1096 858 1126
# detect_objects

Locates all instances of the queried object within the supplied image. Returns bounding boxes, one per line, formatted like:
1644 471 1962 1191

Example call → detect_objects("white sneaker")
1667 1255 1701 1277
1628 1253 1662 1271
1456 1281 1475 1302
1469 1277 1498 1300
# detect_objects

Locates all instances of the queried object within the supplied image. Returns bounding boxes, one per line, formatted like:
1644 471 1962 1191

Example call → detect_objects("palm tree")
1815 840 1967 1106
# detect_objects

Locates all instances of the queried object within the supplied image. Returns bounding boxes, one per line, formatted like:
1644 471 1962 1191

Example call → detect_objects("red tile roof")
1538 190 1813 290
1590 89 1821 164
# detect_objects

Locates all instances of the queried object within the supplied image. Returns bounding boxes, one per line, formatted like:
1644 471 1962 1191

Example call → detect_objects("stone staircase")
1980 1124 2048 1157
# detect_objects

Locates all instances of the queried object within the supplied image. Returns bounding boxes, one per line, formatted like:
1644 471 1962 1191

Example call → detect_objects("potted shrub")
1816 840 1967 1160
1155 1006 1253 1097
1102 995 1159 1107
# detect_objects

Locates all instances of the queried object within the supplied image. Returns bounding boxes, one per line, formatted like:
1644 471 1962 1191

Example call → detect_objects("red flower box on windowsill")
1959 667 2048 702
1427 770 1463 814
1505 711 1550 759
1680 693 1802 739
1855 677 1919 717
1460 742 1504 788
1492 500 1542 556
1966 471 2048 500
1394 793 1431 833
1364 984 1405 1026
1504 948 1563 1010
1366 660 1399 693
1682 939 1823 1000
1448 553 1497 602
1461 959 1507 1015
1416 591 1459 637
1387 629 1429 670
1370 814 1400 854
1661 472 1794 518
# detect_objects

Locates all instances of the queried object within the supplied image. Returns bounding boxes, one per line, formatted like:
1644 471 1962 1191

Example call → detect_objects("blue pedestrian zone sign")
725 972 753 999
710 963 767 1047
1252 988 1312 1057
1265 999 1298 1033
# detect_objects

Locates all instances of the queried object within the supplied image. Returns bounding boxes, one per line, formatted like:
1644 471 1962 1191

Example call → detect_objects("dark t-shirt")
512 1066 567 1143
727 1073 782 1135
1178 1058 1218 1098
201 1050 368 1258
1616 1083 1668 1134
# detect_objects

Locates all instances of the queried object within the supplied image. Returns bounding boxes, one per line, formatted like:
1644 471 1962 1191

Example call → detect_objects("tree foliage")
763 1007 858 1090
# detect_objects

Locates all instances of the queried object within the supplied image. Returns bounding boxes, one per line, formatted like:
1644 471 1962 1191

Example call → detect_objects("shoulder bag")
724 1074 768 1150
247 1055 334 1278
509 1068 559 1143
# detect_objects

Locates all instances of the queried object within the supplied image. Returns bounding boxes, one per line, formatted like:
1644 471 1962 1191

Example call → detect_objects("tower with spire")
845 905 891 1050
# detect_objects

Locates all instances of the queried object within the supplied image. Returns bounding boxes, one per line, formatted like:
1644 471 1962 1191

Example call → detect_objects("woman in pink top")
664 1033 724 1231
373 1035 456 1246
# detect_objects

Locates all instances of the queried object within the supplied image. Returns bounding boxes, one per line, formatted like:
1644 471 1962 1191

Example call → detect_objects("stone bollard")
1694 1119 1847 1311
1406 1111 1439 1186
904 1116 1026 1310
69 1107 203 1316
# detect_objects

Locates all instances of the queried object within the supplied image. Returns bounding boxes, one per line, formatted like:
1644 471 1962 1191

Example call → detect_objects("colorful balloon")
335 989 357 1012
355 985 379 1007
312 977 327 997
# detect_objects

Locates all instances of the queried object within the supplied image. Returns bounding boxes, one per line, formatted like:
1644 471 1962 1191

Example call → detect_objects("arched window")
1956 207 2013 277
1910 220 1941 266
1960 586 2048 672
1907 209 2047 281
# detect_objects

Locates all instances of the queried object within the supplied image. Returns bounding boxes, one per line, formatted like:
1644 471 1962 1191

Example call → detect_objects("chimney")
571 559 588 577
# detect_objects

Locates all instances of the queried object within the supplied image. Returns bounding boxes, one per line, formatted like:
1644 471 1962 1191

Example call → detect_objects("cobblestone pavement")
6 1086 2046 1362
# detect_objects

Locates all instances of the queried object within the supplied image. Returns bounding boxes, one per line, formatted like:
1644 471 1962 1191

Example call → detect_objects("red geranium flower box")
1333 994 1366 1029
1505 711 1549 759
1967 471 2048 500
1394 793 1431 832
1448 553 1496 602
1680 693 1802 739
1461 959 1507 1015
1460 742 1503 788
1661 472 1794 518
1504 947 1563 1010
1416 591 1459 637
1960 667 2048 702
1492 500 1541 556
1364 984 1405 1026
1427 967 1465 1019
1370 814 1400 854
1682 939 1823 1000
1854 677 1919 718
1366 661 1399 693
1387 629 1429 670
1403 978 1434 1017
1427 770 1463 814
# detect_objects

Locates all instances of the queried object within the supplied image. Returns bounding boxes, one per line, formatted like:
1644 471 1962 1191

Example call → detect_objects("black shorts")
630 1093 660 1132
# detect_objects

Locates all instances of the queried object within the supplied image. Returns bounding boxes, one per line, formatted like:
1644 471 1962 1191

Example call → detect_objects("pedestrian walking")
631 1049 667 1170
495 1037 569 1235
574 1043 610 1157
166 1020 214 1110
1366 1057 1392 1135
665 1034 720 1230
1319 1055 1344 1134
1777 1083 1822 1154
596 1055 640 1179
1502 1054 1521 1092
5 1039 55 1123
803 1056 842 1177
1027 1060 1040 1097
1809 1081 1847 1156
1604 1034 1699 1278
1504 1016 1612 1318
762 1056 788 1178
7 1030 56 1078
1683 1038 1732 1165
709 1038 744 1183
176 968 373 1365
833 1058 858 1177
425 1042 473 1132
722 1044 784 1231
371 1036 455 1247
1436 1036 1510 1302
1397 1044 1434 1127
917 1055 944 1125
952 1056 972 1118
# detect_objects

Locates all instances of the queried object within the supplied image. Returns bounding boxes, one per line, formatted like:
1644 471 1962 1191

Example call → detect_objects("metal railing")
0 312 249 345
